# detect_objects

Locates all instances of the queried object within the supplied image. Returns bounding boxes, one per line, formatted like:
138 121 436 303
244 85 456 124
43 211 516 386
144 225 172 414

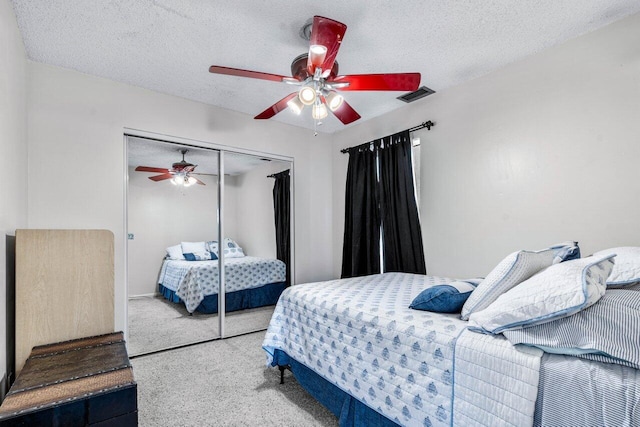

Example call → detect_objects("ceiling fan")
135 149 208 187
209 16 421 125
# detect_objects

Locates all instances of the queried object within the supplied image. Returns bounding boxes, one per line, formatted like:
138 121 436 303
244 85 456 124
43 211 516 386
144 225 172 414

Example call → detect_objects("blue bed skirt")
159 281 286 314
271 349 399 427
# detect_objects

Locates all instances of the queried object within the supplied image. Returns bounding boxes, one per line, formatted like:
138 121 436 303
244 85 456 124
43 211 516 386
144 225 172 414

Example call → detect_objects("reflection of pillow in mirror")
207 241 218 256
184 252 213 261
181 241 207 259
166 245 185 260
223 238 245 258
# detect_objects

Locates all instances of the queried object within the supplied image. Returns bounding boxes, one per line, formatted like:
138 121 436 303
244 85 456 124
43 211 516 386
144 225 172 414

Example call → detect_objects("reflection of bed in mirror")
158 256 286 314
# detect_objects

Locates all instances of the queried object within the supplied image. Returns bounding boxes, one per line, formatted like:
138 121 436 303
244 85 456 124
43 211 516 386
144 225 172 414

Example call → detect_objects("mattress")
263 272 542 426
158 256 286 313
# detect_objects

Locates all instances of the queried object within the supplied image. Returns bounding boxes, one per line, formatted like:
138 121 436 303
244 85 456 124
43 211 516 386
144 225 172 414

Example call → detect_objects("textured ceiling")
11 1 640 134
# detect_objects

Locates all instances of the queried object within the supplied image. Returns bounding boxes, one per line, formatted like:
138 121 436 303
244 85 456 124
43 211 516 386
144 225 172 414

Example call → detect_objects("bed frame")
159 281 286 314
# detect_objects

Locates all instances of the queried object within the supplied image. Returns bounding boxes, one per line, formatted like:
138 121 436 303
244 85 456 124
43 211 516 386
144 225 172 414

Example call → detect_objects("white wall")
0 1 28 393
127 166 241 296
332 12 640 279
26 63 334 333
234 160 291 259
224 176 238 241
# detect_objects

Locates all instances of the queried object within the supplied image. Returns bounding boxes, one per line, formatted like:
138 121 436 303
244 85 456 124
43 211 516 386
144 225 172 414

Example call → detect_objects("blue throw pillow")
551 241 581 262
410 280 481 313
183 252 216 261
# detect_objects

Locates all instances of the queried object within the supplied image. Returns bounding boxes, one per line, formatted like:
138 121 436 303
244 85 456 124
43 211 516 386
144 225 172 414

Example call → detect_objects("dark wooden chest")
0 332 137 426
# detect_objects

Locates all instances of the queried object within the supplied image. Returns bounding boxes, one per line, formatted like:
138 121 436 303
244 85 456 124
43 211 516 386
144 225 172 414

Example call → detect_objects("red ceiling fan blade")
254 92 298 120
192 177 206 186
330 73 421 91
209 65 294 83
135 166 170 173
308 16 347 74
330 99 361 125
149 173 174 182
183 165 196 173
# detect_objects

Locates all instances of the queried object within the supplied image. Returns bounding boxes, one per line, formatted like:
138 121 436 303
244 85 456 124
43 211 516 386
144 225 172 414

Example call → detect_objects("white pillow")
592 247 640 287
460 243 577 320
468 255 615 334
222 238 245 258
166 244 185 260
181 241 208 258
206 240 218 257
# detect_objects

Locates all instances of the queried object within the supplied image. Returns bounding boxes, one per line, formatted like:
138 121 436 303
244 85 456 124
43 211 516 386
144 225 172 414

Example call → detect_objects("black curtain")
341 145 381 278
272 170 291 285
379 130 426 274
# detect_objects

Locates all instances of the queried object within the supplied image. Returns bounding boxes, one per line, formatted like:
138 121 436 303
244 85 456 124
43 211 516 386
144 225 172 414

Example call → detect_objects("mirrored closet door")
126 137 220 356
222 152 293 338
126 135 294 356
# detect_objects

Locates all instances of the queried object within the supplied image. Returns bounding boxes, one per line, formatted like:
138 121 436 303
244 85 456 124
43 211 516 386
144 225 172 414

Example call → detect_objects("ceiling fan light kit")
312 101 328 120
298 86 317 105
286 96 305 115
171 175 197 187
208 15 422 130
325 91 344 111
135 149 206 187
308 44 328 67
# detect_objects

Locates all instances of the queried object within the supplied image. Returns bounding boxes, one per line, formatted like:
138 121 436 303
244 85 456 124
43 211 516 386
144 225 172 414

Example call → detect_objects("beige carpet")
131 331 338 427
128 295 275 356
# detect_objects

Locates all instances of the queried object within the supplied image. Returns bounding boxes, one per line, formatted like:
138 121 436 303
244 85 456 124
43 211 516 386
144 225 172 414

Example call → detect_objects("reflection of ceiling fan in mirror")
135 149 211 187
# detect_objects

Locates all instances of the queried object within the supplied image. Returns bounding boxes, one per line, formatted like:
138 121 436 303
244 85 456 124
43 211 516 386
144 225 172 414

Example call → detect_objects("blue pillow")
551 241 581 262
410 280 481 313
183 252 216 261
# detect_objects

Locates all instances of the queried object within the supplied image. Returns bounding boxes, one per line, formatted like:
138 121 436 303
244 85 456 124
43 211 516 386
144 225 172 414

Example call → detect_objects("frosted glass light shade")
312 102 328 120
325 91 344 111
287 96 304 115
299 86 316 105
308 44 327 68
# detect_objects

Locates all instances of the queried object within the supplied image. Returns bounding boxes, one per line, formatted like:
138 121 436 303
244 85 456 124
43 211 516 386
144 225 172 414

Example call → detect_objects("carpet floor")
131 331 339 427
128 296 275 356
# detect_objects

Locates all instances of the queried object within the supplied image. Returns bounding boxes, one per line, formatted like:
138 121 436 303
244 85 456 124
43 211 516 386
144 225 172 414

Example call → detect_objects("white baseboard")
128 293 159 299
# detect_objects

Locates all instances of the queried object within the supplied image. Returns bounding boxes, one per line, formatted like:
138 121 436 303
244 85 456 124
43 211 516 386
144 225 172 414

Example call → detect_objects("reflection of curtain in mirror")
272 170 291 285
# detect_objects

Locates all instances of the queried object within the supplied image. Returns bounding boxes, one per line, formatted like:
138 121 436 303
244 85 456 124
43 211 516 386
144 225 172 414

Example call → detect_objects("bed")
158 256 286 314
262 246 640 426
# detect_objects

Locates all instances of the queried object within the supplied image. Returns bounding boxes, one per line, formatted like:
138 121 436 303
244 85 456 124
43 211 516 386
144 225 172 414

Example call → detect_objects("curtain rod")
340 120 435 154
267 170 290 178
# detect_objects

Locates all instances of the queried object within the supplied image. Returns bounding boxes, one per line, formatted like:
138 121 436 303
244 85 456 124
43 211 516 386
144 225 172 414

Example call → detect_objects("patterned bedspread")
158 256 286 313
262 273 543 427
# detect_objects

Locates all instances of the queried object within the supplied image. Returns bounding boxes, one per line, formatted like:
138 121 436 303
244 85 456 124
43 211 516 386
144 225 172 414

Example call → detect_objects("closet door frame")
123 128 295 343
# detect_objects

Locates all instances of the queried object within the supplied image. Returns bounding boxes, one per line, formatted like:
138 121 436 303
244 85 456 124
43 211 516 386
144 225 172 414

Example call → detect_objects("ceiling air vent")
397 86 436 103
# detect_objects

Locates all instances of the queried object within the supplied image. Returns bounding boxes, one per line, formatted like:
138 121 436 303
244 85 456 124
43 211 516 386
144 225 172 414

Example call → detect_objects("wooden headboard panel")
15 230 114 374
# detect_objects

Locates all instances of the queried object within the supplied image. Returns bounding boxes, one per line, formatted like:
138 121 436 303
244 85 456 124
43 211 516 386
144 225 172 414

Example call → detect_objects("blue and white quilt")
158 256 286 313
263 273 542 427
